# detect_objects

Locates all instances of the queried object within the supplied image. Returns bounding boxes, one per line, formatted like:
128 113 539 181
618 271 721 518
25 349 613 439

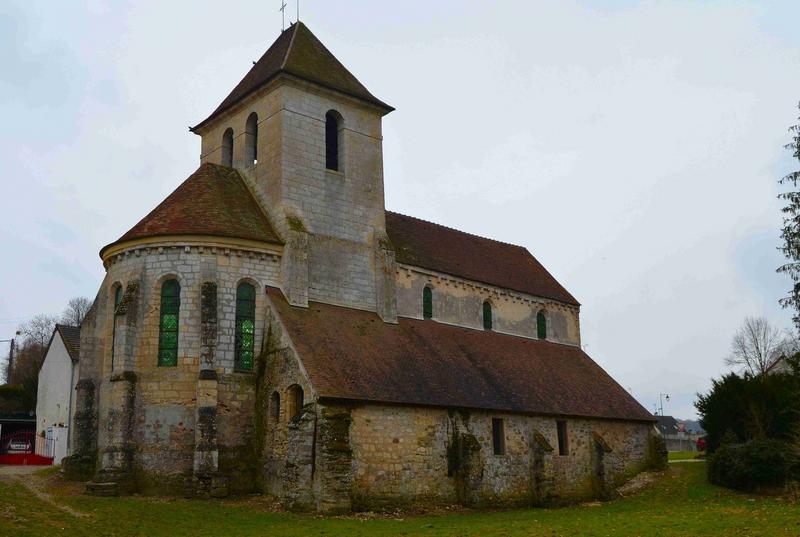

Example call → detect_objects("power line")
0 313 60 324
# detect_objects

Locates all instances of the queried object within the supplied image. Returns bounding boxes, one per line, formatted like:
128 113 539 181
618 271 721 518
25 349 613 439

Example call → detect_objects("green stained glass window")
235 282 256 371
483 301 493 331
537 311 547 340
158 279 180 367
423 287 433 320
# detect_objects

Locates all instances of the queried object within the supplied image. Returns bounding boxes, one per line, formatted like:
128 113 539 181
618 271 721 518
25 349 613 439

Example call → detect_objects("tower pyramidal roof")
193 22 393 131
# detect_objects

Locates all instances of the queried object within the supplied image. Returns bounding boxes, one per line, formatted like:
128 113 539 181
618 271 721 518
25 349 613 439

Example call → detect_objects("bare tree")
60 296 93 327
725 317 788 376
18 314 58 350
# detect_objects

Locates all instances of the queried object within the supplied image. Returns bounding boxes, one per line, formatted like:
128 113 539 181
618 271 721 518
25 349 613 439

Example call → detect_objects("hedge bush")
708 439 798 491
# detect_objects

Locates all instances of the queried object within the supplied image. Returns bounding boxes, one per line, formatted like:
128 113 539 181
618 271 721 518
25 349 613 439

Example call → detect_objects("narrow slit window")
483 301 493 331
222 128 234 167
234 282 256 371
423 287 433 320
492 418 505 455
158 279 180 367
537 311 547 340
557 420 568 456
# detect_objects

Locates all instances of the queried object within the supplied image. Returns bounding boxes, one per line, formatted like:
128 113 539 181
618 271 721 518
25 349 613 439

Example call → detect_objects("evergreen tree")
778 103 800 330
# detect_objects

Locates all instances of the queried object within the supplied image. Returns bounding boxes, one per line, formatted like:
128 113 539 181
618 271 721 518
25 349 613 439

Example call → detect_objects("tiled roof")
56 325 81 362
194 22 392 131
655 415 678 435
268 288 653 422
101 163 280 257
386 212 579 306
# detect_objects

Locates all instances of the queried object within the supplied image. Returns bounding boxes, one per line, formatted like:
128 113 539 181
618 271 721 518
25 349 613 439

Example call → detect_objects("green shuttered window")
423 287 433 320
483 301 493 331
235 282 256 371
158 279 180 367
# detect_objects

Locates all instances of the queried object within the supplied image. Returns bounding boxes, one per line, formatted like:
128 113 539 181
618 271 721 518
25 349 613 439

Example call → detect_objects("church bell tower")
191 22 397 321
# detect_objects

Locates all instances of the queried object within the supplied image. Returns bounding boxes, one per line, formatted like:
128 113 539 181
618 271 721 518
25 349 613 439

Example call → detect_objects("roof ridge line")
280 22 300 71
387 210 527 251
215 163 287 244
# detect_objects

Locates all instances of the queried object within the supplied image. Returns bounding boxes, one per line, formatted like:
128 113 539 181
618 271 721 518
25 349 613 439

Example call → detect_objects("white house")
36 324 80 463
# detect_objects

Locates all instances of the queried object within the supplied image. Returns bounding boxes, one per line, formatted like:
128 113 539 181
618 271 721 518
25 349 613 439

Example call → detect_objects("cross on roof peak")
279 0 301 32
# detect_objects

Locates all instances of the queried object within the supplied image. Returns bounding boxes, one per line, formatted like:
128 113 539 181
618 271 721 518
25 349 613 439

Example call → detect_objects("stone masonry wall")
396 264 581 346
349 404 653 508
88 243 281 491
197 78 393 316
259 301 315 498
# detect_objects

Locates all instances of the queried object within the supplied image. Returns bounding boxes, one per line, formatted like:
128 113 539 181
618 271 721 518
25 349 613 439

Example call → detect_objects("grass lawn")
668 451 703 461
1 462 798 536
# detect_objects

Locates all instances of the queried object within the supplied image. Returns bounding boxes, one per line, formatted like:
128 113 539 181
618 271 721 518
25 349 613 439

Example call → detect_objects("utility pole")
1 333 19 385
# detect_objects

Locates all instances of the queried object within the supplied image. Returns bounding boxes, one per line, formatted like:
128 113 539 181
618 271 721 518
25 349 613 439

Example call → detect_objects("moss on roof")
101 163 280 256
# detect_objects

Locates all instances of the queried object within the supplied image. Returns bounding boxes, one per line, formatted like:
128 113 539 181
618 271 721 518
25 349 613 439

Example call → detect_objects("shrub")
696 372 800 453
708 439 797 491
645 433 668 471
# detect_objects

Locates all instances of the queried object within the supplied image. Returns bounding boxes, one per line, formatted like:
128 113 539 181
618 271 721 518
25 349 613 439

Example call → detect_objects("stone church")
64 22 661 511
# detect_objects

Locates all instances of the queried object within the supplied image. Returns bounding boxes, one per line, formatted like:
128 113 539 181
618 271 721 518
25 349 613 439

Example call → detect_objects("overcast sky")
2 1 799 419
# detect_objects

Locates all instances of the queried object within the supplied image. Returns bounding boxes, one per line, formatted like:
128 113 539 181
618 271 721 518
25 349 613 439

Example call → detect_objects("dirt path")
0 465 88 518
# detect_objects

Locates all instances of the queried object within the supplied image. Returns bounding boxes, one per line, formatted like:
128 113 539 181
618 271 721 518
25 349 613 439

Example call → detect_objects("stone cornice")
102 235 282 270
396 263 580 313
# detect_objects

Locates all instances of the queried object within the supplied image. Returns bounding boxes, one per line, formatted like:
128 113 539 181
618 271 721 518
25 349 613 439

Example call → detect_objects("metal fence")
0 431 54 458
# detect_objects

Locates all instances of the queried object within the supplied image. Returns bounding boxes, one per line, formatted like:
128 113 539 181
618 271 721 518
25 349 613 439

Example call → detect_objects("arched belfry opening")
221 128 234 167
325 110 343 172
245 113 258 166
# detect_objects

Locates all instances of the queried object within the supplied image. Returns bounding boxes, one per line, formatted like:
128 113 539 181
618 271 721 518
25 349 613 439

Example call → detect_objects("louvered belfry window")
158 279 181 367
235 282 256 371
423 287 433 320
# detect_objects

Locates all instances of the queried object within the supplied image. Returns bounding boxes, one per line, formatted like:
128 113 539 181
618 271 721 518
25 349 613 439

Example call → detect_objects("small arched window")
222 128 234 167
287 384 304 419
423 287 433 320
270 391 281 422
483 301 493 331
537 311 547 340
158 279 181 367
245 113 258 166
325 110 343 172
234 282 256 371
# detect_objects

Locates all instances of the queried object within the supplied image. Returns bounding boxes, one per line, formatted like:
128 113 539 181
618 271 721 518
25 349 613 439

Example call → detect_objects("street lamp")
659 393 670 416
0 330 22 343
